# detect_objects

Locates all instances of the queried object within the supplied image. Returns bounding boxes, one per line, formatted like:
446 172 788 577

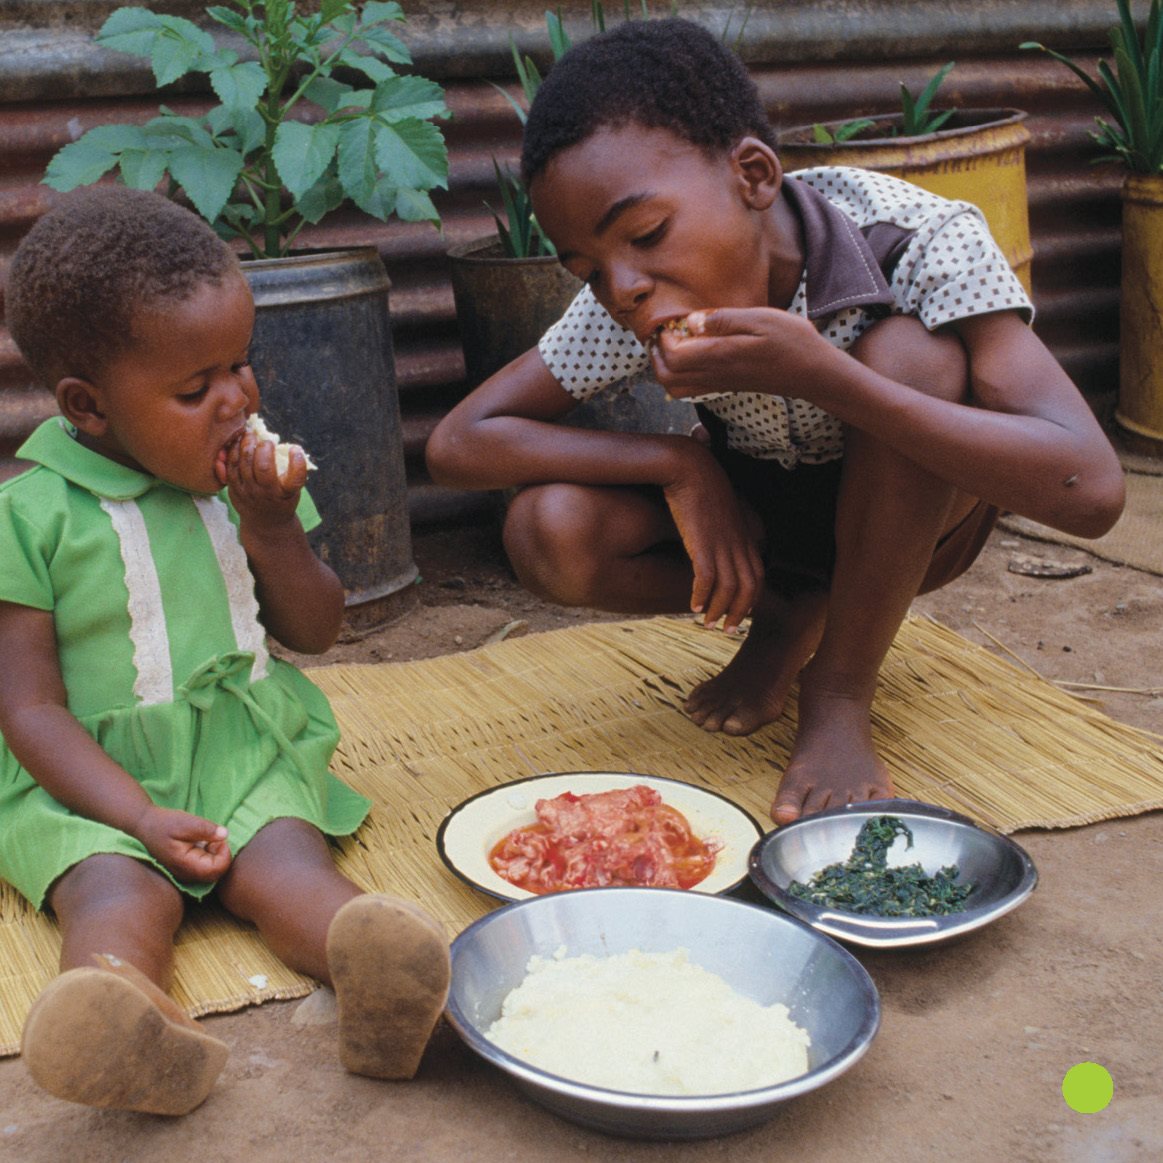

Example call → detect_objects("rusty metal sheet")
0 38 1127 512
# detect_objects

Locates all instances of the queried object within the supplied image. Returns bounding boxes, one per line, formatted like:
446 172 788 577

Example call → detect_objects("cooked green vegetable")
787 815 974 917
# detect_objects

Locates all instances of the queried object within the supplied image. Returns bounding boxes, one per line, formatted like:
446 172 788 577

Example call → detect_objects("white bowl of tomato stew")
436 771 763 901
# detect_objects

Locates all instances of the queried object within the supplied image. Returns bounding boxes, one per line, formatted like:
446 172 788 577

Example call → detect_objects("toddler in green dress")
0 187 450 1115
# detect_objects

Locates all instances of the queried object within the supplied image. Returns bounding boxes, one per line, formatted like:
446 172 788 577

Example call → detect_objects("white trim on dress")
100 497 174 706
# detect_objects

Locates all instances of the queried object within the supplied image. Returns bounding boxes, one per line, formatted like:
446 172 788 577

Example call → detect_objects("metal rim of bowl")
445 887 882 1118
747 799 1039 949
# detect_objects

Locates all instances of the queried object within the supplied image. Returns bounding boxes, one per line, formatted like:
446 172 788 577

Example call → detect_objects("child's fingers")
278 446 309 491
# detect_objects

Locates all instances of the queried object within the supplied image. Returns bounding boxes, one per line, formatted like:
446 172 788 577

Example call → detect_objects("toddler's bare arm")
0 601 231 882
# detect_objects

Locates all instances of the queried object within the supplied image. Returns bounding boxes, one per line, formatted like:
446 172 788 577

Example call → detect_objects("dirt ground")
1 515 1160 1163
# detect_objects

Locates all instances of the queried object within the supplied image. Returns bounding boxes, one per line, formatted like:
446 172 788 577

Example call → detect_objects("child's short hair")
6 186 239 389
521 17 776 185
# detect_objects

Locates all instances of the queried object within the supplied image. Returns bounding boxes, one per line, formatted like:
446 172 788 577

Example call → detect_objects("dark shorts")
698 407 997 595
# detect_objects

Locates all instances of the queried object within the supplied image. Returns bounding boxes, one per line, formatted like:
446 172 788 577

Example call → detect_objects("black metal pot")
243 248 417 631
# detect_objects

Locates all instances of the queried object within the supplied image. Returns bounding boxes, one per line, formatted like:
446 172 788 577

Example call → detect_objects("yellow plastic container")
777 110 1033 295
1115 173 1163 455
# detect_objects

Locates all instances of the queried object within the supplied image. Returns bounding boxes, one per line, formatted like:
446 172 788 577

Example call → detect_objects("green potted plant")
776 63 1034 294
1023 0 1163 455
43 0 453 626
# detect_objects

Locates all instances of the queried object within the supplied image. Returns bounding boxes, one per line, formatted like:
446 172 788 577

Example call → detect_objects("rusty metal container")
446 235 583 390
1115 173 1163 456
244 248 418 629
777 110 1033 294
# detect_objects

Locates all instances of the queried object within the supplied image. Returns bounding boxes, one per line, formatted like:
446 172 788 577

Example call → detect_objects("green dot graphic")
1062 1062 1114 1113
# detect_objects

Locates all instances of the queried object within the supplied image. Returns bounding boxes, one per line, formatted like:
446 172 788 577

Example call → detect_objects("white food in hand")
245 414 317 478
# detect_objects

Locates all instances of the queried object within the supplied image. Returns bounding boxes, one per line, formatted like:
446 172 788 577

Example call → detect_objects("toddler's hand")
218 430 304 527
132 804 232 883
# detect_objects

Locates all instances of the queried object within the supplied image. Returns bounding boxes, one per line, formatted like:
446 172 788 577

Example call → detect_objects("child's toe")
327 894 450 1080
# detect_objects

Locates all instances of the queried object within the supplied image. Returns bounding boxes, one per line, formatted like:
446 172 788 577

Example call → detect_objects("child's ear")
732 137 782 211
56 377 110 438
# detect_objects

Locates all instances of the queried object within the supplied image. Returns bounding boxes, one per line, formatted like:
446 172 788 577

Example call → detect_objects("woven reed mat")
1000 454 1163 576
3 613 1162 1055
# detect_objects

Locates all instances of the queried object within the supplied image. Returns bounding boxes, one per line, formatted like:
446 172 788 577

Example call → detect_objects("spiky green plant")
896 61 957 137
1022 0 1163 173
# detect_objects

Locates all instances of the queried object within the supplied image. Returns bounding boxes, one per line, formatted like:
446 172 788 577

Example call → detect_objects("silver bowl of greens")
749 799 1037 950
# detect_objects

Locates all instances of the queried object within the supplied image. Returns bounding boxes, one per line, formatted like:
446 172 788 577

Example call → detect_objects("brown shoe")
326 894 450 1079
21 954 229 1116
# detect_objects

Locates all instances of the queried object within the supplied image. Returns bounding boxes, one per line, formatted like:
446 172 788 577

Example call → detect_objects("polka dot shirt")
538 166 1033 468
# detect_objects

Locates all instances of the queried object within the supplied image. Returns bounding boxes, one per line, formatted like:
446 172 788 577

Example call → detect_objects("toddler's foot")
327 894 450 1080
21 954 228 1115
770 690 895 825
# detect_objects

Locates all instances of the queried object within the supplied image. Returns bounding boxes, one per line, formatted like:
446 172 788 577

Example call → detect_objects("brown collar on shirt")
782 174 914 320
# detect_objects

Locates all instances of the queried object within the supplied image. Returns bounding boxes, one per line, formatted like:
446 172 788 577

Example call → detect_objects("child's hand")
651 308 830 399
132 804 232 884
661 444 764 633
217 430 305 527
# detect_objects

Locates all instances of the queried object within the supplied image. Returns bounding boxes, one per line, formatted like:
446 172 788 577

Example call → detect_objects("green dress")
0 418 370 908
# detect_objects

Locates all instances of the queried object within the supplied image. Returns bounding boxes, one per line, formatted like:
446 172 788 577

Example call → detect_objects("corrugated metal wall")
0 1 1134 522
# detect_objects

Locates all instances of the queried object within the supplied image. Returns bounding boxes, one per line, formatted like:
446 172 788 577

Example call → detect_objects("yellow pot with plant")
1024 0 1163 455
776 64 1033 294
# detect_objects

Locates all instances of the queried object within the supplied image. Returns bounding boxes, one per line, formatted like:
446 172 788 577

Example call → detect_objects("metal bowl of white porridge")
445 887 879 1139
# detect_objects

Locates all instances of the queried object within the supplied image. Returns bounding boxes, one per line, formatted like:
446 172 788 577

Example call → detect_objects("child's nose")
215 371 254 420
607 263 651 319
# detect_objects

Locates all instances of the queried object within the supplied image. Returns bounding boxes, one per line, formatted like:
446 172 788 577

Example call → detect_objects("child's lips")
646 313 704 348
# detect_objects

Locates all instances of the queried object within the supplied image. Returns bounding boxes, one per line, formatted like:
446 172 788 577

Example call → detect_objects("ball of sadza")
486 948 811 1095
245 414 317 478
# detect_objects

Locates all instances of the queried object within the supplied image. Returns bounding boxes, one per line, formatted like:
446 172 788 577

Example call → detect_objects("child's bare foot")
684 591 826 736
21 953 228 1115
770 689 895 824
327 894 450 1080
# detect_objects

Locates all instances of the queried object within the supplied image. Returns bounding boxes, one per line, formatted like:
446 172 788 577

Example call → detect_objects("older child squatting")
426 19 1125 825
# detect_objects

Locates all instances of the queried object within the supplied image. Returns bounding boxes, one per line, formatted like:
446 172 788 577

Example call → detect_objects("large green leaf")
273 121 342 199
371 74 450 123
303 76 356 115
205 6 250 36
371 117 448 191
98 10 218 87
294 172 347 224
353 23 411 65
117 148 169 191
334 51 397 85
209 61 268 113
167 144 245 224
97 8 201 59
146 112 216 150
336 117 380 206
392 186 439 225
206 104 266 155
43 135 124 190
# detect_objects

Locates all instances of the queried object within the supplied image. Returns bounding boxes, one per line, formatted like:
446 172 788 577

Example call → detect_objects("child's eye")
178 385 210 402
232 359 252 374
633 222 667 248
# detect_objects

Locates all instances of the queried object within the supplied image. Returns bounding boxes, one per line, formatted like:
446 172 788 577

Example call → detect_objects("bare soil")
2 518 1160 1163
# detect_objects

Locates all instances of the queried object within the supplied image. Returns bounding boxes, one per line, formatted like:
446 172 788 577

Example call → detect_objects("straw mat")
2 614 1161 1055
1000 454 1163 576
